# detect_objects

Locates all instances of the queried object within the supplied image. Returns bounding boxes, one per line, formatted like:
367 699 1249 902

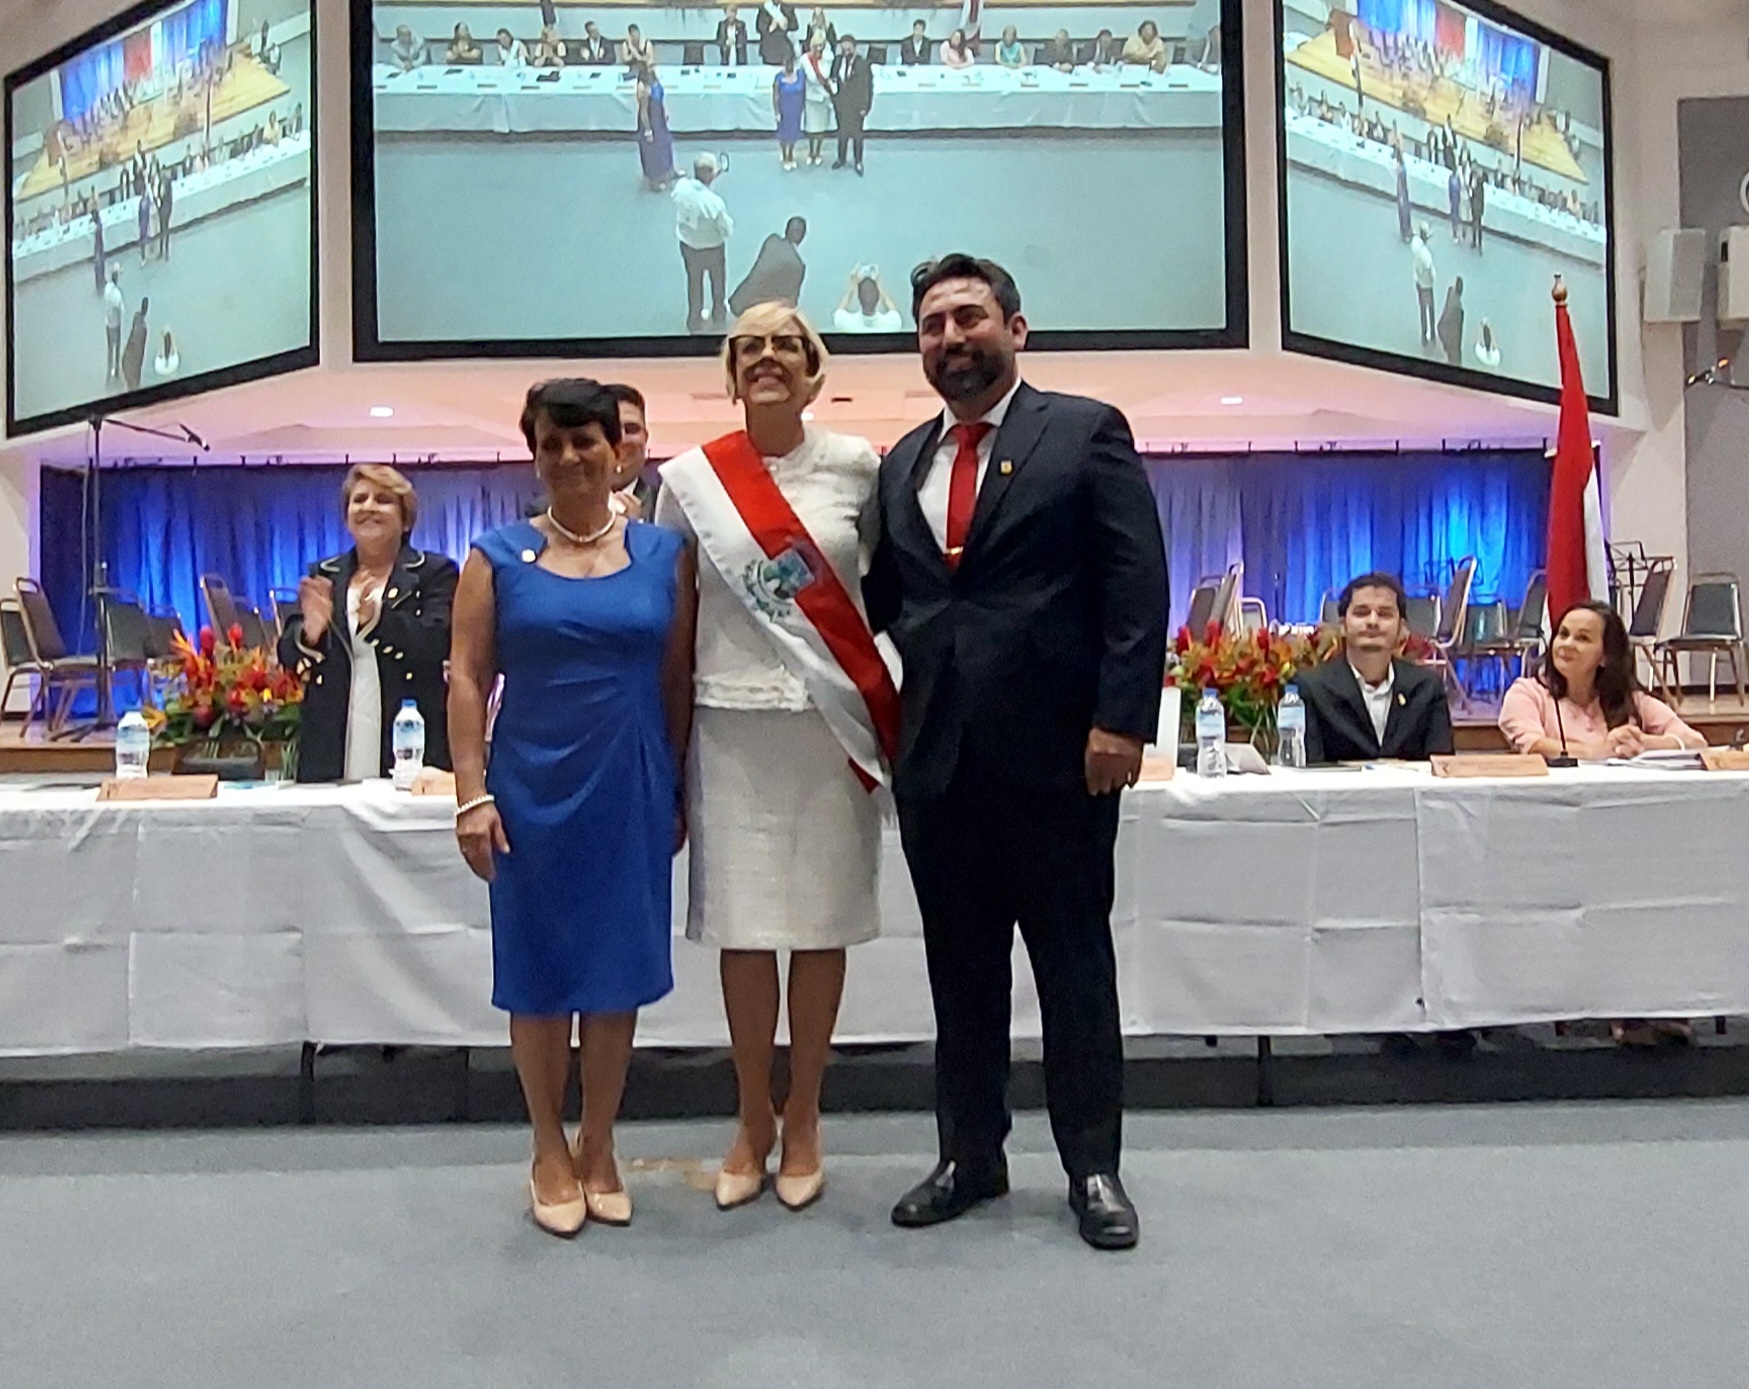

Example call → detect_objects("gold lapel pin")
386 588 398 600
521 549 537 563
1397 693 1407 706
998 459 1014 476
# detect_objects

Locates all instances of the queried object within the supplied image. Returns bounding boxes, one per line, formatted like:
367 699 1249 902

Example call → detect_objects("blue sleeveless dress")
475 519 683 1016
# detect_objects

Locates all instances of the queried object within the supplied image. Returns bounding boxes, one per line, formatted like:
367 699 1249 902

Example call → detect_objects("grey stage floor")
6 1101 1749 1387
10 38 315 426
371 131 1230 341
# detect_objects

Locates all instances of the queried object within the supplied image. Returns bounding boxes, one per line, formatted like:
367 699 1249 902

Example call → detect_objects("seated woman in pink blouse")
1499 600 1704 761
1500 599 1704 1047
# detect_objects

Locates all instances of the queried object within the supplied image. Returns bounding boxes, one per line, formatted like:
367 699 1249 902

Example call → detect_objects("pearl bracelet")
455 794 496 819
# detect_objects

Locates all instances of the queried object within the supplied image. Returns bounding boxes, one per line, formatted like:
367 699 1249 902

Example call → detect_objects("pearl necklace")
545 506 616 546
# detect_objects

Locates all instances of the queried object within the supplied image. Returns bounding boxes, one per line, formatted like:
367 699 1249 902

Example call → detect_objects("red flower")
227 623 245 651
199 626 216 657
192 702 215 730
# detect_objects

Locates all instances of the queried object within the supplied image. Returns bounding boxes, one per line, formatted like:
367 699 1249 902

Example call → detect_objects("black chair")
683 41 706 65
1405 594 1440 640
269 588 301 641
13 578 99 733
1319 592 1340 630
201 573 242 646
144 608 186 662
1425 557 1477 707
1626 562 1674 694
235 604 271 653
1209 562 1243 638
103 597 156 709
1656 573 1747 703
867 42 887 64
1184 584 1217 639
1 598 49 726
1467 571 1546 693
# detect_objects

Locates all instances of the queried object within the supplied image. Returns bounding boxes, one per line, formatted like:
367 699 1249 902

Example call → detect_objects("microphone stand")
56 412 209 742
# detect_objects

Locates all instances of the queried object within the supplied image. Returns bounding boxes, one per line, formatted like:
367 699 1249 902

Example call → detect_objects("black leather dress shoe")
890 1159 1009 1228
1069 1173 1139 1250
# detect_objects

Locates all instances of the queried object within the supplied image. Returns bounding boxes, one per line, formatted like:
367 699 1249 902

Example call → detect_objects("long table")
1284 112 1605 266
3 765 1746 1056
370 61 1223 135
10 134 312 285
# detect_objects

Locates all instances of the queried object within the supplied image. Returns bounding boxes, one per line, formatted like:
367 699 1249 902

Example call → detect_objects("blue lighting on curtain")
1358 0 1438 44
1147 449 1549 631
40 463 543 650
161 0 226 65
59 39 129 125
39 448 1549 652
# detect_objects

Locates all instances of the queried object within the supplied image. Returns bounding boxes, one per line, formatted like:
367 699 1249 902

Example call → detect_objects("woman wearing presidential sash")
655 303 894 1213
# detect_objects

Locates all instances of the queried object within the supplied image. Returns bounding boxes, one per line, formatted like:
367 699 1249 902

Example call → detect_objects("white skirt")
685 706 881 950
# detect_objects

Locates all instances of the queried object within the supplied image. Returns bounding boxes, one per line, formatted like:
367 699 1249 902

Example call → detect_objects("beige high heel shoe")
570 1134 633 1226
528 1162 587 1238
714 1164 768 1210
775 1117 825 1212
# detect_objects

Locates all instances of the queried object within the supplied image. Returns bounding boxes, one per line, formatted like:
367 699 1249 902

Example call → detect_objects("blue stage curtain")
39 462 543 650
160 0 226 65
1146 448 1549 632
59 40 129 124
39 447 1549 652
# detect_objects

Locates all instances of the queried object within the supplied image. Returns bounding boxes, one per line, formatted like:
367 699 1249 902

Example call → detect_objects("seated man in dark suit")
898 19 930 65
727 215 807 316
1298 572 1454 764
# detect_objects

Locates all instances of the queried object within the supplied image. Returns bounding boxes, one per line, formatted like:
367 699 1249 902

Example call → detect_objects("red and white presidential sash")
662 431 900 790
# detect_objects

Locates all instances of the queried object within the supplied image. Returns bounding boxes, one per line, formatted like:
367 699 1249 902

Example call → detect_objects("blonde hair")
721 301 830 406
340 463 418 537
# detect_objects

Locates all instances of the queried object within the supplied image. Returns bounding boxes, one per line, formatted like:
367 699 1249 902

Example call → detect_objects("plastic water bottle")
114 709 151 780
1275 685 1307 769
1195 688 1227 779
391 700 425 790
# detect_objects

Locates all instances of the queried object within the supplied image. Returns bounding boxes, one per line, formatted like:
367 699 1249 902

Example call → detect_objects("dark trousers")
897 765 1124 1180
1417 285 1435 342
835 107 866 164
105 323 120 377
680 241 727 331
1473 211 1484 250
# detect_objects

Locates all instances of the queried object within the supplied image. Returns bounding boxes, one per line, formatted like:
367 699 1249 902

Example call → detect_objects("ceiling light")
369 405 395 418
1220 396 1244 407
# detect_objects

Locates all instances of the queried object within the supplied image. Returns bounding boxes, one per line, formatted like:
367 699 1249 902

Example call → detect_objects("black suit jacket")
1297 657 1454 764
756 4 798 63
830 52 872 115
576 35 613 65
865 383 1169 798
898 35 930 64
277 545 458 782
714 18 748 63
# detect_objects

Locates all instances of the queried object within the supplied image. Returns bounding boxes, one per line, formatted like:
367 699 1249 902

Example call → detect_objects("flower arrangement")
1170 623 1339 745
143 625 303 772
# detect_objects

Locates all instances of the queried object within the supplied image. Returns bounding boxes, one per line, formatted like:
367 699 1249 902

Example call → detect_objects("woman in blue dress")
635 61 677 190
450 378 697 1237
772 52 805 170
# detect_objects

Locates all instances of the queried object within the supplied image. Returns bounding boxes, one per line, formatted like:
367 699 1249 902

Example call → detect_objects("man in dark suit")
715 4 749 63
898 19 930 65
575 21 613 64
1298 572 1454 764
866 254 1168 1251
755 0 798 64
829 35 873 174
728 216 807 316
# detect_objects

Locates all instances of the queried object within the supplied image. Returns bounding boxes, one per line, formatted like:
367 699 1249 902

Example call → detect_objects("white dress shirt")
1349 660 1395 745
672 176 733 249
918 378 1024 552
343 579 386 781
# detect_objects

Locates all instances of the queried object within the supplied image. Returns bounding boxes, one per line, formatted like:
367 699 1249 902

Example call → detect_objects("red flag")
1546 279 1605 619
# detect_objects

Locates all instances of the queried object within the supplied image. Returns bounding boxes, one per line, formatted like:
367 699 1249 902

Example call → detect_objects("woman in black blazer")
277 465 458 782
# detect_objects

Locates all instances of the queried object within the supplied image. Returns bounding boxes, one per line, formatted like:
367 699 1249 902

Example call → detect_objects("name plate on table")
1430 754 1548 779
97 775 219 801
1700 749 1749 772
1137 754 1176 783
410 768 458 797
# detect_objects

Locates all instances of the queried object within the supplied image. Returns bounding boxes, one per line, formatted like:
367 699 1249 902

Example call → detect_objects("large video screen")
1276 0 1614 410
6 0 316 435
354 0 1244 354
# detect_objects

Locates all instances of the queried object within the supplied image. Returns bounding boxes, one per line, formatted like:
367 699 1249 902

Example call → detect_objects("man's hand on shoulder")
1085 727 1144 795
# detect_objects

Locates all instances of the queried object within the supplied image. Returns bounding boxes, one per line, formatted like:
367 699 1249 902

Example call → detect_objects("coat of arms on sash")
741 544 820 619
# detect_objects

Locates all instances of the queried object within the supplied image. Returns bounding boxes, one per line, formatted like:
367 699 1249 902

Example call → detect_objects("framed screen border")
4 0 321 437
349 0 1251 360
1272 0 1618 416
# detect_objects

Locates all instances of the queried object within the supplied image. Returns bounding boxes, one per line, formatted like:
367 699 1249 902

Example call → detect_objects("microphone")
1549 695 1577 768
1686 359 1731 388
180 424 210 451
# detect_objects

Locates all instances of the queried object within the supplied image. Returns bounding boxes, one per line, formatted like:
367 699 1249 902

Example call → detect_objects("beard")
924 343 1007 402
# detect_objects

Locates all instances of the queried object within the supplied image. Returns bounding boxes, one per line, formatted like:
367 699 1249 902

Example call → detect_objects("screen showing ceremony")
6 0 314 432
1279 0 1611 400
363 0 1233 346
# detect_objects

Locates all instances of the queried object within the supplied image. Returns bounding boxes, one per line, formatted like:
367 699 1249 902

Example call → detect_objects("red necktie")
944 421 992 570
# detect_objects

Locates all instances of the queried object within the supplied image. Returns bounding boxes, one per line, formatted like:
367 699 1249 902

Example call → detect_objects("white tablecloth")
2 765 1746 1055
10 135 312 285
1284 112 1606 267
370 62 1222 136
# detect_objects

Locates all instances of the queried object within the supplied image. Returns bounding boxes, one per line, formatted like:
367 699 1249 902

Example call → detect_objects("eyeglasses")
731 333 807 361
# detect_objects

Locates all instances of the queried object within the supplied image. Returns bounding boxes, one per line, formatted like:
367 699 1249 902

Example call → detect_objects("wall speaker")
1719 226 1749 327
1643 228 1707 323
